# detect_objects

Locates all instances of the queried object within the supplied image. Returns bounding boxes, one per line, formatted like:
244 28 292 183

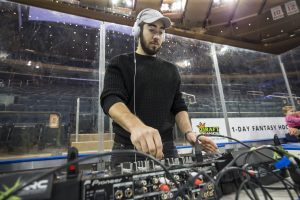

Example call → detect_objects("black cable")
266 170 294 200
242 162 299 199
241 147 300 199
216 166 273 200
196 134 251 149
243 149 254 165
234 165 258 200
263 186 294 190
218 145 288 180
235 177 251 200
214 143 299 200
216 146 268 179
174 168 220 199
247 181 269 200
197 134 276 162
3 150 179 200
237 180 264 200
243 183 256 200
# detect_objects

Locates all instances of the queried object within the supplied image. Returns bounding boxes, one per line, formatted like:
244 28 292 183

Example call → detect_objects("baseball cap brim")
143 16 171 29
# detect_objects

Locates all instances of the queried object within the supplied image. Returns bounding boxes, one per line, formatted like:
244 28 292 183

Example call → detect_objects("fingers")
198 136 218 153
140 138 149 154
130 127 163 159
153 132 163 159
201 142 218 153
134 141 143 152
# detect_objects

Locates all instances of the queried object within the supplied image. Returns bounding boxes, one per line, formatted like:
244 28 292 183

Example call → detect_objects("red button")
69 164 76 171
194 179 203 186
159 184 170 191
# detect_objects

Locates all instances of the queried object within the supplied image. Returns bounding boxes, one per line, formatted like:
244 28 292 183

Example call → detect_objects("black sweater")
100 53 187 144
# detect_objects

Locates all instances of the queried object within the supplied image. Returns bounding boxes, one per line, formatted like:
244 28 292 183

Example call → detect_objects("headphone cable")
133 32 137 163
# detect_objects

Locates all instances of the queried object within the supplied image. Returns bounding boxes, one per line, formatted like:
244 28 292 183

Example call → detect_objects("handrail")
0 111 61 116
0 111 62 128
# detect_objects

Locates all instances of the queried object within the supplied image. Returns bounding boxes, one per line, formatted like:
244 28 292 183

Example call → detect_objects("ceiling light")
171 2 182 11
161 3 170 12
222 0 236 3
112 0 118 5
125 0 132 7
213 0 221 4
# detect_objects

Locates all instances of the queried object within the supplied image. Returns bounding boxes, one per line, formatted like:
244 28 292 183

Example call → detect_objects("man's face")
140 21 165 55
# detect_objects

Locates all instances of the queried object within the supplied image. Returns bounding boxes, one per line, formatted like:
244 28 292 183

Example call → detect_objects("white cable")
133 36 137 115
133 33 137 162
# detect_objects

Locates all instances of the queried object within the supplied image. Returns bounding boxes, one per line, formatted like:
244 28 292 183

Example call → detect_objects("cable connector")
250 147 256 151
274 156 291 169
194 141 203 163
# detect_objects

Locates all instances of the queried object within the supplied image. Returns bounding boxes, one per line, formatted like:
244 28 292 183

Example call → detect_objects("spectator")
282 106 300 138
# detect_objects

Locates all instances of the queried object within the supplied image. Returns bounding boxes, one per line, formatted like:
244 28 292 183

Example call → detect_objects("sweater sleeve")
100 56 129 115
171 71 188 115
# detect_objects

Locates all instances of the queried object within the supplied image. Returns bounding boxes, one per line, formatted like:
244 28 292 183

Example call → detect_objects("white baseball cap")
137 8 171 29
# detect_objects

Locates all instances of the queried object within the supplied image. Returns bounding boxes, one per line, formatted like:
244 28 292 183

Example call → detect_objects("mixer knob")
165 158 170 166
178 157 184 165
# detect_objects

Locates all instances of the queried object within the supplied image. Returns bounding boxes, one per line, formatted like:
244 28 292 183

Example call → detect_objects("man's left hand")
185 132 218 153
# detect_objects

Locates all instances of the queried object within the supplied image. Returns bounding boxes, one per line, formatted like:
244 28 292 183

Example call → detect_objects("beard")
140 33 161 56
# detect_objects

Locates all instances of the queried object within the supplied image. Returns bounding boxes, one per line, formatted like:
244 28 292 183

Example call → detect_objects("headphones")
132 8 166 41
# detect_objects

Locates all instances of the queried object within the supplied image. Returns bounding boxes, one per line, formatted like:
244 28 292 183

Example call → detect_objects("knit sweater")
100 53 187 144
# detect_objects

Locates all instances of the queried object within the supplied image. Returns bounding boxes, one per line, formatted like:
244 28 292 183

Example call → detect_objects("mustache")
150 41 159 45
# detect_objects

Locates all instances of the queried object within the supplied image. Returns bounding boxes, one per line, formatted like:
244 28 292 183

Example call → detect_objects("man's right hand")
130 125 164 159
107 102 163 159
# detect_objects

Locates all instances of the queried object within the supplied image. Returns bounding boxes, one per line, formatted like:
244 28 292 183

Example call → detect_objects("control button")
160 184 170 192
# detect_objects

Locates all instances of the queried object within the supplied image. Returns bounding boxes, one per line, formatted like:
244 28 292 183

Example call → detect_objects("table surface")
221 178 299 200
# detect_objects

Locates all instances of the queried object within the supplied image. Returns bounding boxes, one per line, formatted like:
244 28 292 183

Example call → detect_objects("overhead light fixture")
112 0 118 5
109 0 134 15
213 0 236 5
161 3 169 12
171 2 182 12
222 0 236 3
213 0 221 5
125 0 132 7
111 0 133 8
161 0 186 13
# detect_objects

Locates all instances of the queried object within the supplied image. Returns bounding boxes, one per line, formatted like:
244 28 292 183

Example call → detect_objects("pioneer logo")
92 178 122 186
22 180 49 191
19 179 49 196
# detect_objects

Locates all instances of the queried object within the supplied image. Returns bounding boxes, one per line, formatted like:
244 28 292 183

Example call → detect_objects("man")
100 8 218 166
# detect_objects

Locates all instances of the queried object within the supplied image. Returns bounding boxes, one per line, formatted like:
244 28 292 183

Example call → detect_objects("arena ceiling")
9 0 300 54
